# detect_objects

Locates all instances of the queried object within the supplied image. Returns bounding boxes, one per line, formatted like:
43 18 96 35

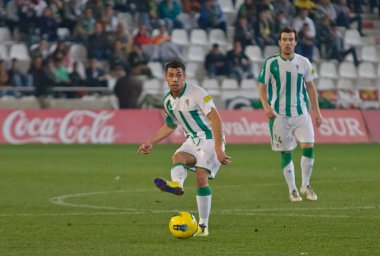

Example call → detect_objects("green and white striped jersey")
164 83 215 139
258 53 317 117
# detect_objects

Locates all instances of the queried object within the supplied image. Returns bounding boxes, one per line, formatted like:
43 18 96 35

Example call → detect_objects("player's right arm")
137 124 177 154
259 83 276 119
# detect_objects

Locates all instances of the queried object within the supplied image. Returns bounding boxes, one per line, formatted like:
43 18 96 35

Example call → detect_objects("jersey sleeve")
163 98 178 127
258 58 271 86
304 59 318 82
196 87 216 116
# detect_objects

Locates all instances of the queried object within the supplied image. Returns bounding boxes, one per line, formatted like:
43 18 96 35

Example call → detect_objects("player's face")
279 32 297 58
166 67 186 96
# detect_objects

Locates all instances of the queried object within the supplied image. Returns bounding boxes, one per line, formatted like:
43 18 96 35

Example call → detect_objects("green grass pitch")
0 144 379 255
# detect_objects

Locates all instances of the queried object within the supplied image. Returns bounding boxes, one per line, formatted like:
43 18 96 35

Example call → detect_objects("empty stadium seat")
360 45 379 63
9 43 30 60
148 62 164 79
143 79 162 95
186 45 205 62
0 27 11 43
0 44 9 60
317 78 335 90
263 45 279 58
240 79 258 90
186 62 202 78
190 29 209 46
202 78 221 96
171 29 189 46
319 61 339 79
69 44 87 63
245 45 263 62
344 29 363 47
338 62 357 79
221 78 239 90
358 62 377 79
209 29 228 47
337 78 354 89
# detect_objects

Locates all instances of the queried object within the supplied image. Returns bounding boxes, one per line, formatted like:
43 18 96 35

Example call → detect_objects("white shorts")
269 113 314 151
175 137 224 179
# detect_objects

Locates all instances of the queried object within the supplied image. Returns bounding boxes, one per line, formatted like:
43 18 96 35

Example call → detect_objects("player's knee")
195 170 209 187
172 153 186 163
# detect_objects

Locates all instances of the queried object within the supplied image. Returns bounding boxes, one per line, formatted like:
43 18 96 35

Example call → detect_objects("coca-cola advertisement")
0 110 164 144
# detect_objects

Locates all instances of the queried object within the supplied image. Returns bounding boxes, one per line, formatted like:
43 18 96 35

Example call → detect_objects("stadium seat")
171 29 189 46
344 29 363 47
148 61 164 79
358 62 377 79
177 13 195 31
219 0 235 12
0 44 9 60
117 12 135 32
186 45 205 62
245 45 263 63
338 62 357 79
9 43 30 61
263 45 279 58
221 78 239 90
143 79 162 95
356 78 374 88
0 27 11 43
190 29 209 46
360 45 379 63
316 78 335 90
337 78 354 89
319 61 339 79
186 62 202 78
202 78 221 97
69 44 87 63
57 28 71 41
235 0 244 9
209 29 228 47
240 79 258 90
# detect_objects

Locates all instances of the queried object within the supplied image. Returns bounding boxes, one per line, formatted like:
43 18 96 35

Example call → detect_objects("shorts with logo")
269 113 314 151
175 137 225 179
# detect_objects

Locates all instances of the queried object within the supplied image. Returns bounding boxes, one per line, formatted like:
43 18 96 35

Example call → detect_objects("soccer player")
137 59 231 236
258 27 323 202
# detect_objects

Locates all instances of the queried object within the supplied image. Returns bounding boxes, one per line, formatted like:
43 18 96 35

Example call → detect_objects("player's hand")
137 143 153 154
313 111 323 128
217 150 232 165
264 107 276 119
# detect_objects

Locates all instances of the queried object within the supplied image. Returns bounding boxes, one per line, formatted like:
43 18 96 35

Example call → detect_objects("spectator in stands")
128 42 153 78
74 7 96 42
30 39 49 60
158 0 183 32
237 0 258 28
53 55 74 97
204 43 227 78
181 0 201 14
62 0 85 33
335 0 365 36
88 22 111 60
36 7 58 41
30 57 55 108
273 11 291 40
85 0 104 20
133 23 152 45
113 67 143 109
226 41 254 84
8 58 29 92
293 8 316 61
4 0 21 34
69 61 85 90
316 15 360 66
50 41 70 68
112 23 132 49
0 59 10 87
109 39 130 73
102 3 119 34
255 6 276 50
273 0 296 23
85 57 108 87
234 16 255 50
197 0 227 34
150 25 183 62
316 0 337 23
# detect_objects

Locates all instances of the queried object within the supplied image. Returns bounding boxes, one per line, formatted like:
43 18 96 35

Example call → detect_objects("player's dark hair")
165 59 186 73
278 27 298 41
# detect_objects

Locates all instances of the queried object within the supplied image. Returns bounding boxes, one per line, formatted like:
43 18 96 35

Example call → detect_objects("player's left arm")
305 80 323 127
207 108 231 165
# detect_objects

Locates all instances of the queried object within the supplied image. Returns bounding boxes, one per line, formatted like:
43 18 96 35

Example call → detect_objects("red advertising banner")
0 109 164 144
0 109 372 144
362 110 380 143
315 110 370 143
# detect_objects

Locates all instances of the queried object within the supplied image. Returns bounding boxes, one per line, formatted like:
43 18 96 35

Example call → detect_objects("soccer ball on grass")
169 211 198 239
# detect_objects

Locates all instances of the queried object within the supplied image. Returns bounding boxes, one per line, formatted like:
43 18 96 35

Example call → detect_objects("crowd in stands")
0 0 379 109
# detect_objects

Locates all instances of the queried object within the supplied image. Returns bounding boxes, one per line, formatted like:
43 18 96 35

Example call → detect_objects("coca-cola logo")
3 110 117 144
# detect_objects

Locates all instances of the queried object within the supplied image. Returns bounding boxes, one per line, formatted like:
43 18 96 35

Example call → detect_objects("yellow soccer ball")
168 212 198 239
